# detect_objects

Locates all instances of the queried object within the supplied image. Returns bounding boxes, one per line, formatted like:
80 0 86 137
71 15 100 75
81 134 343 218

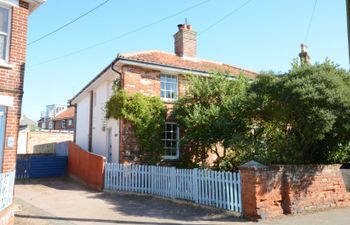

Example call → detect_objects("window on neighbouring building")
0 5 11 62
48 121 53 130
162 122 179 159
68 119 72 126
61 120 66 129
160 75 178 100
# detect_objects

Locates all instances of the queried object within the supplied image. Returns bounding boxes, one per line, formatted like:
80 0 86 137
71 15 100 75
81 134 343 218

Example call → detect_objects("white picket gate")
104 163 242 212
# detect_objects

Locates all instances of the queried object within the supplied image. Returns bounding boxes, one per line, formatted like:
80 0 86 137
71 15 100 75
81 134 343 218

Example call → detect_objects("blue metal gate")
16 155 67 179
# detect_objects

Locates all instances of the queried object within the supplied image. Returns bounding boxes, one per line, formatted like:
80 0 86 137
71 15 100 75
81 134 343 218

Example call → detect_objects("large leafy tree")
249 61 350 164
172 73 251 167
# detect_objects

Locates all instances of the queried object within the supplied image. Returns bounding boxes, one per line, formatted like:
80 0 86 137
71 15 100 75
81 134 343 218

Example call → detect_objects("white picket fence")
105 163 242 212
0 170 15 211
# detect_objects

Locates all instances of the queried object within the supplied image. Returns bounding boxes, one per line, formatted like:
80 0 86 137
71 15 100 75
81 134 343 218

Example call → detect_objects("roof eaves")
118 57 212 76
23 0 46 13
69 58 119 105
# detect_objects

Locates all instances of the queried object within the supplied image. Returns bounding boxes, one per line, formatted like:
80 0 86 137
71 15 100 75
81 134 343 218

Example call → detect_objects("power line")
199 0 253 35
27 0 212 68
27 0 111 46
304 0 318 44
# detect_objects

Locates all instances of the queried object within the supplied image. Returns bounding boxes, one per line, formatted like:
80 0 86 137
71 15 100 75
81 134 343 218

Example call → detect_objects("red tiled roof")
118 50 257 78
53 107 75 121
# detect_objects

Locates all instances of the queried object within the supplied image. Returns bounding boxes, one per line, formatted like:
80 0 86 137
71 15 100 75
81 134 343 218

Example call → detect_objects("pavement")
14 178 350 225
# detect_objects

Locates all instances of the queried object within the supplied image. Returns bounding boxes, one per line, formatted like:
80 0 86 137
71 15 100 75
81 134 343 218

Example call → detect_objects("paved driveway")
14 178 350 225
14 178 243 225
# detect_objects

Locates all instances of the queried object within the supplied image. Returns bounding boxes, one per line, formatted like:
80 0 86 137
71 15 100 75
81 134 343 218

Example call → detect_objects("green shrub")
105 90 166 164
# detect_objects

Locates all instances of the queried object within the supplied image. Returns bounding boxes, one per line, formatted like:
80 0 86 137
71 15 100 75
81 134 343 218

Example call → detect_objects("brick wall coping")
239 160 346 172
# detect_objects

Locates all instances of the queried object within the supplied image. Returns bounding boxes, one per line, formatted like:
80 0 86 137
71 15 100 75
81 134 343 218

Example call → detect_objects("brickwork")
119 65 189 163
0 2 41 225
174 24 197 58
240 163 350 220
54 119 75 130
0 1 29 173
122 65 161 96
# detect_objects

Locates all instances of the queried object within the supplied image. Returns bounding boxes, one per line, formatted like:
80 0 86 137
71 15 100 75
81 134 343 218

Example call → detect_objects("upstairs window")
0 5 10 63
160 75 178 100
162 122 179 159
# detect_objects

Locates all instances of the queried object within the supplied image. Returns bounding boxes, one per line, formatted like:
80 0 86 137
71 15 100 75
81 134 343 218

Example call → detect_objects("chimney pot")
299 43 311 65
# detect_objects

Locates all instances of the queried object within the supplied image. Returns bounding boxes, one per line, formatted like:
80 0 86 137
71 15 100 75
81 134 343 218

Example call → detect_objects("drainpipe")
111 58 123 163
73 104 77 143
88 91 94 152
111 58 123 89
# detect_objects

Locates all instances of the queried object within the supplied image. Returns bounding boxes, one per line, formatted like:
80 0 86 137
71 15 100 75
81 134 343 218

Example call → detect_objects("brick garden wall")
240 163 350 220
25 131 73 154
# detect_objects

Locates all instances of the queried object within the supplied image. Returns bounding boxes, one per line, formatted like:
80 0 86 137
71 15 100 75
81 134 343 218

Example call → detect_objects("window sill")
0 62 14 69
161 98 178 103
162 156 179 160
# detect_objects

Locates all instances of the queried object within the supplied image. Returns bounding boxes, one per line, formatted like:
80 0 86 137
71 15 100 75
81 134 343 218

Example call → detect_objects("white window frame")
68 119 72 126
162 122 179 160
160 74 178 101
0 4 11 64
61 120 66 129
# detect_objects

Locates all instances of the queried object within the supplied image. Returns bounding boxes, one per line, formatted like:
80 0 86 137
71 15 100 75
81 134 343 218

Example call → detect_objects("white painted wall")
91 80 119 163
76 94 90 150
17 130 27 154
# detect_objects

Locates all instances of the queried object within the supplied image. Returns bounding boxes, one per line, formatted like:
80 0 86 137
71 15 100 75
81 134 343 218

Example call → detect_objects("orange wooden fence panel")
68 142 105 191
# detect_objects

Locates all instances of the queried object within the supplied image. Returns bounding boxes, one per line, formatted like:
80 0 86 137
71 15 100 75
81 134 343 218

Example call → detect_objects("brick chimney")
174 24 197 58
299 44 311 65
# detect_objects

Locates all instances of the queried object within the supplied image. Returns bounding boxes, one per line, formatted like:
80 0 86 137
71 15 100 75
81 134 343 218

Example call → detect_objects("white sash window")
0 4 10 62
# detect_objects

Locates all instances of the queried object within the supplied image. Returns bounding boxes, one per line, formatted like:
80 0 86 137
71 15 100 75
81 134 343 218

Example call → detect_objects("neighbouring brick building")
52 106 75 131
37 104 66 130
0 0 44 224
70 24 256 164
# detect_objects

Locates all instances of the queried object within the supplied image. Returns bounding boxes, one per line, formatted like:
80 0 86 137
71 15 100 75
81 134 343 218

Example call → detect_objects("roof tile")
119 50 257 78
53 107 75 121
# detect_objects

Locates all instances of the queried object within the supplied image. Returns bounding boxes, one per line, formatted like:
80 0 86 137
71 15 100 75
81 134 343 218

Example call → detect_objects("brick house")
70 24 256 164
0 0 44 224
52 106 75 131
37 104 66 130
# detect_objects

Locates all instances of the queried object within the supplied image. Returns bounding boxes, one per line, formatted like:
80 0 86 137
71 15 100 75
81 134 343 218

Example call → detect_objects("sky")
22 0 348 120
